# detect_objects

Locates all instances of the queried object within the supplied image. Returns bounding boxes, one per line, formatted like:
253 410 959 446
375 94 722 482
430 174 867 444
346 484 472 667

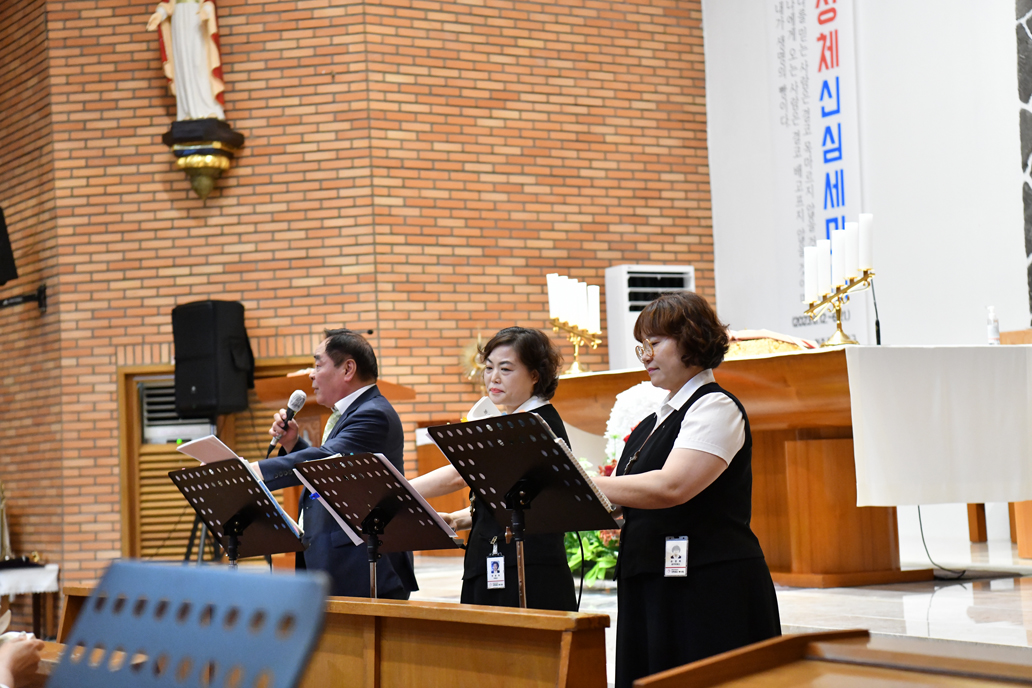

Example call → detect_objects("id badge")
664 536 688 577
486 555 505 589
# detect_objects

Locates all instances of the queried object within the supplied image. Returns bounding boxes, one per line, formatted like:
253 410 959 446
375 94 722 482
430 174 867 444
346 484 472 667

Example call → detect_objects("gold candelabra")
550 318 601 375
804 269 875 347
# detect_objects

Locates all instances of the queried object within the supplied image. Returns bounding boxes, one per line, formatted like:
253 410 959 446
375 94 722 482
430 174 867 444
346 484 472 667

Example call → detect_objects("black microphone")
265 390 307 458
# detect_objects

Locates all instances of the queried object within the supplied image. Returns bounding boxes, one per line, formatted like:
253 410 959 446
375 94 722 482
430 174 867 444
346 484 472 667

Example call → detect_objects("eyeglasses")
635 339 654 363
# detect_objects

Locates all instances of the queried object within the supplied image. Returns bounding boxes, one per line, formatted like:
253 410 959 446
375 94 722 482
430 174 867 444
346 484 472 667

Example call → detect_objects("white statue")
147 0 226 121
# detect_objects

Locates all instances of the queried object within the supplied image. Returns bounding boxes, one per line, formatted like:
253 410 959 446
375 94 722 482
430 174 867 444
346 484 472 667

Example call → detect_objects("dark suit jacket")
258 385 418 598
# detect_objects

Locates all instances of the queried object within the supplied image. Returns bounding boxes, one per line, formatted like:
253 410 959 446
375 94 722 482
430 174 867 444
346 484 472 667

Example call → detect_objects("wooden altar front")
550 348 932 589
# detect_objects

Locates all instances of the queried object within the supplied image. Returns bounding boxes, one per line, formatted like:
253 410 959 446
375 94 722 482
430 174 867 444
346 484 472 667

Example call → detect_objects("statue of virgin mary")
146 0 226 121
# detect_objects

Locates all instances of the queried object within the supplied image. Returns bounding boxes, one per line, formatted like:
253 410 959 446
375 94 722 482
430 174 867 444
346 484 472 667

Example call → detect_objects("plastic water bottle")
987 306 1000 345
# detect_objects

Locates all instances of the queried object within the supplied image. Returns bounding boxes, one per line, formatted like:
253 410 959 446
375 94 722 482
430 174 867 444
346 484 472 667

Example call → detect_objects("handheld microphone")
265 390 307 458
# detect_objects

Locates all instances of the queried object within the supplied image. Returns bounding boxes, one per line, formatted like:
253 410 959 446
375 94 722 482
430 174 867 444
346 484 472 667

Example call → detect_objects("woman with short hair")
411 326 577 611
593 291 781 688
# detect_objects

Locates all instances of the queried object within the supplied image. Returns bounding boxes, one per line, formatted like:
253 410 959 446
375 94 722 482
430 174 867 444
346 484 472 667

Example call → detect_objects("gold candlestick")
550 318 601 375
804 269 875 347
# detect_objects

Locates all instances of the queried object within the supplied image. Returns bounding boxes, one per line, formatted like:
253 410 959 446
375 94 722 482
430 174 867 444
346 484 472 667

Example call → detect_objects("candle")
554 276 568 323
858 213 874 270
817 239 832 296
546 273 559 320
576 280 589 330
804 246 818 304
587 285 601 334
844 222 859 279
831 230 845 287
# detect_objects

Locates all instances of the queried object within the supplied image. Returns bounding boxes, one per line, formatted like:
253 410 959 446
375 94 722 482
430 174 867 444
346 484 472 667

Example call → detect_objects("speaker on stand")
172 300 255 563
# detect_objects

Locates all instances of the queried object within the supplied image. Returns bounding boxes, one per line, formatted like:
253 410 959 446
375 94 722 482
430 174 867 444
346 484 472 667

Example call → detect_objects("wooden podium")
551 349 932 589
56 586 608 688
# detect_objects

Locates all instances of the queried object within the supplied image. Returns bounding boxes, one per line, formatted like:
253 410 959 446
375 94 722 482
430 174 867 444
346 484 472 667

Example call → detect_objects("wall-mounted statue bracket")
162 119 245 199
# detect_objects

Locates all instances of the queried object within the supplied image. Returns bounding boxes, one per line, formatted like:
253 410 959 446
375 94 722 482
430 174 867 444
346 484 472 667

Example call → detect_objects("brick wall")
0 0 712 600
0 0 63 614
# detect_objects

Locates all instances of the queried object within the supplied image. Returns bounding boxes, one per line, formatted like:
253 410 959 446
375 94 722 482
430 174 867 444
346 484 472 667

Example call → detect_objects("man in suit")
253 328 418 599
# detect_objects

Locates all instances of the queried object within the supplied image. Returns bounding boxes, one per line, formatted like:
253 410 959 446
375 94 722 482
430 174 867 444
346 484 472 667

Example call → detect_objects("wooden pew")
56 586 609 688
635 629 1032 687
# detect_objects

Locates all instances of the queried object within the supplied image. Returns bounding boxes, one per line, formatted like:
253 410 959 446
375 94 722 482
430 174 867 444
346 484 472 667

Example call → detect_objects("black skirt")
615 557 781 688
460 560 577 611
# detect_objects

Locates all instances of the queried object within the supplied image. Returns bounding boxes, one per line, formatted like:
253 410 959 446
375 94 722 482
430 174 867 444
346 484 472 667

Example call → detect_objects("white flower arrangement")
604 381 668 464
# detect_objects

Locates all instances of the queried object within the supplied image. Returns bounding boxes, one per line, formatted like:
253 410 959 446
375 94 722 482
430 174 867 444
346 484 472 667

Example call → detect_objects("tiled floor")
411 535 1032 685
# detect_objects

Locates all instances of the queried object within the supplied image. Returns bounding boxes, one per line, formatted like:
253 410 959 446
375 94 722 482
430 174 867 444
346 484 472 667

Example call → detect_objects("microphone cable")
576 531 585 611
917 505 966 579
871 278 882 345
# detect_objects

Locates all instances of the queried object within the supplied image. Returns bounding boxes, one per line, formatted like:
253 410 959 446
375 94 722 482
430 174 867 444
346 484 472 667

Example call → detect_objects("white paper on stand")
372 453 459 539
466 396 502 421
243 458 303 538
293 468 363 546
176 435 240 464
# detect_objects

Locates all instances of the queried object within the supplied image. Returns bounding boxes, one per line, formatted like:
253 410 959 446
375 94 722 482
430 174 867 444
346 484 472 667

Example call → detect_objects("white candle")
555 276 569 323
587 285 601 334
844 222 859 279
858 213 874 270
804 246 818 304
817 239 832 296
831 230 845 287
546 273 559 320
576 281 589 330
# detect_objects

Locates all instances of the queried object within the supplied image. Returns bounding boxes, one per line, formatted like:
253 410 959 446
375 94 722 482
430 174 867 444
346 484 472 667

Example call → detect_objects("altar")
551 346 1032 588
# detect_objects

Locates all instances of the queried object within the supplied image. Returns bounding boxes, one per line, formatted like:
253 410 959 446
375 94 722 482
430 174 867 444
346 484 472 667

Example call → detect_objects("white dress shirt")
654 369 745 464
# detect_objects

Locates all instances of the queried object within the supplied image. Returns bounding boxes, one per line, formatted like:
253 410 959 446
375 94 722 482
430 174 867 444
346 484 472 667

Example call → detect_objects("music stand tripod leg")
508 509 528 609
362 508 388 599
223 514 250 569
197 522 208 564
505 478 538 610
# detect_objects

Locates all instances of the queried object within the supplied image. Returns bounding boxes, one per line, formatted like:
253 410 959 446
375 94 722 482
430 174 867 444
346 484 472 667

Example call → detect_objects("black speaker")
172 300 254 418
0 207 18 287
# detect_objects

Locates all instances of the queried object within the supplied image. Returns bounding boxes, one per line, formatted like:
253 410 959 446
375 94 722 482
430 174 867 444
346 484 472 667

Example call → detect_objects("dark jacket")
259 385 418 597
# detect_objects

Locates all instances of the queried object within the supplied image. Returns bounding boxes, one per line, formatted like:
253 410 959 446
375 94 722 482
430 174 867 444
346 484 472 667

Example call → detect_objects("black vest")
615 382 764 578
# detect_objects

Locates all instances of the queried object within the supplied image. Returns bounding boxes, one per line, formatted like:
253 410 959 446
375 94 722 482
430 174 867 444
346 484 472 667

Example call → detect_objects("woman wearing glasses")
593 292 780 688
410 327 577 611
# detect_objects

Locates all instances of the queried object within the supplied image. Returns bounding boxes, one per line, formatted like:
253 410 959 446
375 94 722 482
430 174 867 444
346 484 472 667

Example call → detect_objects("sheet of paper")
466 396 501 420
244 458 303 538
175 435 240 464
372 453 458 538
293 469 363 546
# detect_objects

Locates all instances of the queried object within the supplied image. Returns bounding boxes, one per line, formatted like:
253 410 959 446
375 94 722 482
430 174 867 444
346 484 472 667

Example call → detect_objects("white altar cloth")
846 346 1032 506
0 564 59 596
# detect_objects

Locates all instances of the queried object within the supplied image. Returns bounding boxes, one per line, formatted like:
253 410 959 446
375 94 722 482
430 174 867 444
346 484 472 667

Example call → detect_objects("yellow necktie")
322 409 341 445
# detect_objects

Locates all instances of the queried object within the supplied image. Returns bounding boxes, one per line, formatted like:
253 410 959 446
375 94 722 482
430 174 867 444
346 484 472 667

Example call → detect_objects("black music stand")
169 458 305 567
293 453 463 598
47 560 327 688
427 412 618 608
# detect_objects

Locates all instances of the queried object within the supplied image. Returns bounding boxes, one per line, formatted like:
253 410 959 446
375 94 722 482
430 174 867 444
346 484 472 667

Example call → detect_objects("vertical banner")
767 0 871 343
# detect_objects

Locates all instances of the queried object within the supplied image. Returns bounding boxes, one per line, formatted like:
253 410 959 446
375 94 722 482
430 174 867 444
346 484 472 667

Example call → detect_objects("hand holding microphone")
265 389 307 458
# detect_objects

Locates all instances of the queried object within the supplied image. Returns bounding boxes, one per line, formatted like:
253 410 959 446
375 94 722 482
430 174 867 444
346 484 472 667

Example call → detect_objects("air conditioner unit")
604 264 695 370
140 379 214 445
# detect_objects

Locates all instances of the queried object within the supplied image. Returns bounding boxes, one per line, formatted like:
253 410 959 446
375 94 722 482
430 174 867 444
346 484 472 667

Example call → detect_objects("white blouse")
654 369 745 464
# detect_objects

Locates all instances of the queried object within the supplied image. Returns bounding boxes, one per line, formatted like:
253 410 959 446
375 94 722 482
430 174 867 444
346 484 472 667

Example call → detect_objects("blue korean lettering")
822 122 842 163
820 76 840 117
823 169 844 210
